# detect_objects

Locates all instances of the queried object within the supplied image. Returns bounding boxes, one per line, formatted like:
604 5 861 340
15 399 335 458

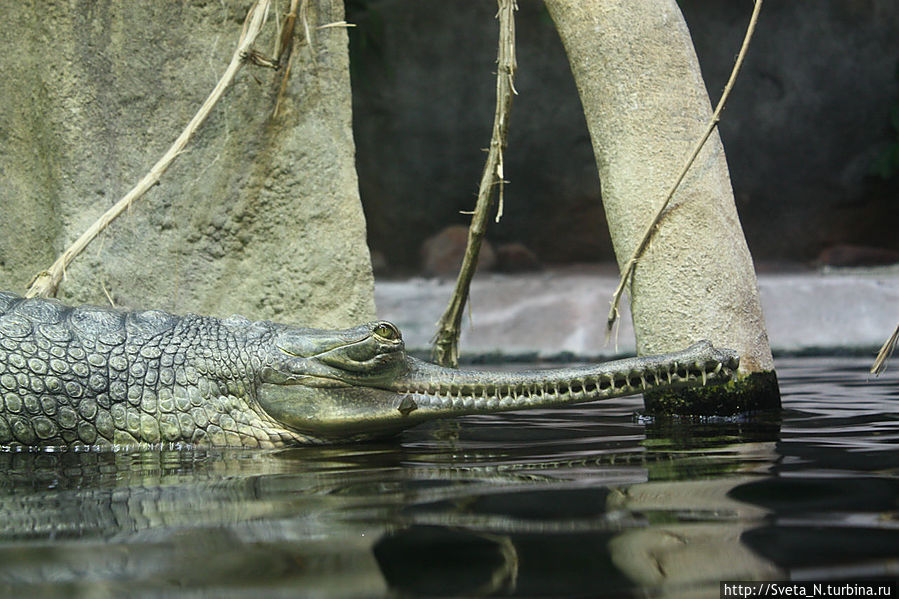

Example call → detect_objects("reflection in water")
375 527 519 596
0 358 896 597
0 448 392 598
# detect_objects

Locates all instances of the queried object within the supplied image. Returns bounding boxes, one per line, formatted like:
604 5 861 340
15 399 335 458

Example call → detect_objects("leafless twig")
871 322 899 375
273 0 300 116
432 0 518 367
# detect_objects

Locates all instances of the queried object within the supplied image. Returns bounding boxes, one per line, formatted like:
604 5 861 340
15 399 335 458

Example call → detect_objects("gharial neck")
380 341 739 419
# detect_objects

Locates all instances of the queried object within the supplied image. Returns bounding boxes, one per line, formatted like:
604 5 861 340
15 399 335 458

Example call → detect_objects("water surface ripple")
0 357 896 597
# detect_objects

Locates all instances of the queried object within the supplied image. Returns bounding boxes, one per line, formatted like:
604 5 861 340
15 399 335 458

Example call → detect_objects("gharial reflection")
0 409 792 598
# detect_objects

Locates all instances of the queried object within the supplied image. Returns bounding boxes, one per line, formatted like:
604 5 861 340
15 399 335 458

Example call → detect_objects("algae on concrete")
0 1 374 328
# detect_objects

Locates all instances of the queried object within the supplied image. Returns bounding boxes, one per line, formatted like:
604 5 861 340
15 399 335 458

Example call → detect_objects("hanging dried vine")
432 0 518 368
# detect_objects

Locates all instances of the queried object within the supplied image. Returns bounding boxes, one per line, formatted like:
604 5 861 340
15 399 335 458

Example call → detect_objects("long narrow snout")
380 341 739 420
257 340 738 444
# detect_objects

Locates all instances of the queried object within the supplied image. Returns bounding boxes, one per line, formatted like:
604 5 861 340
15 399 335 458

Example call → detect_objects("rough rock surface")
0 1 374 328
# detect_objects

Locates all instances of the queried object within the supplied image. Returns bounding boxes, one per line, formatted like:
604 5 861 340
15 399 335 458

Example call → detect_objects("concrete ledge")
374 265 899 359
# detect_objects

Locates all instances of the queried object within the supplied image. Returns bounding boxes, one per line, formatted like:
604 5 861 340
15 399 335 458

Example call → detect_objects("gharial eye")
373 321 401 341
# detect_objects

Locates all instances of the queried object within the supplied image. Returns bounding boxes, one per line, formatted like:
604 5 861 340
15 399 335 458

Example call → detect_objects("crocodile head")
255 321 740 443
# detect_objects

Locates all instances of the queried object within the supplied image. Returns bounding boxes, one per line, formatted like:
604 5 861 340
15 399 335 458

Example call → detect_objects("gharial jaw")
385 341 739 418
256 339 739 443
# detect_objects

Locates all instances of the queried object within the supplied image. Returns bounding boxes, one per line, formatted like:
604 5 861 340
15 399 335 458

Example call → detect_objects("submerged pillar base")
643 371 781 416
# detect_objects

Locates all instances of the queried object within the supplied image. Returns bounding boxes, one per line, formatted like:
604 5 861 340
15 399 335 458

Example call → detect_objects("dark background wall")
347 0 899 273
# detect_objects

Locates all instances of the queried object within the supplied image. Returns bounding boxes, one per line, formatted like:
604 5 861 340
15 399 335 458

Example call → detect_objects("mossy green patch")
643 370 781 416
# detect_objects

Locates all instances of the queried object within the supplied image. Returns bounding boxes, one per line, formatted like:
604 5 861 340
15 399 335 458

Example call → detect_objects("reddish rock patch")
420 225 496 277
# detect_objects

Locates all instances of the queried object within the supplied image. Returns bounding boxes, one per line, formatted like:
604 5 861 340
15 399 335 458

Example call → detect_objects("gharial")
0 292 739 449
